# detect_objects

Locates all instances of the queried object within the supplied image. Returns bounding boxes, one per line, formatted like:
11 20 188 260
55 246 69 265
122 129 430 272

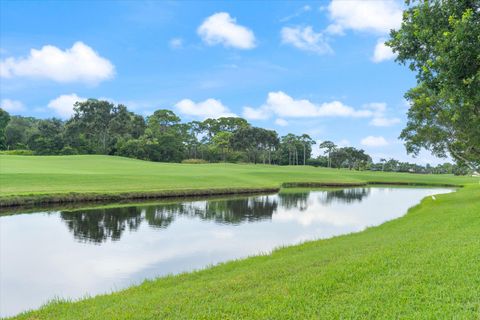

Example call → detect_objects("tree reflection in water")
60 196 278 243
60 188 371 243
317 188 371 205
277 192 310 211
61 207 143 244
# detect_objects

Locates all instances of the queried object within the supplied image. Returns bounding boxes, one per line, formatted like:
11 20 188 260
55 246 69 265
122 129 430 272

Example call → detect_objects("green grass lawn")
2 155 479 319
0 155 476 202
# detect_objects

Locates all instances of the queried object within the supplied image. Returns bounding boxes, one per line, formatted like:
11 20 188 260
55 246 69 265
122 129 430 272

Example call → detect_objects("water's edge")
0 181 460 208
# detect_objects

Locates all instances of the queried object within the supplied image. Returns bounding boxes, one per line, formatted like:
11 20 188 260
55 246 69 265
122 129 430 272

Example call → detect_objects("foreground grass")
11 184 480 319
0 155 476 205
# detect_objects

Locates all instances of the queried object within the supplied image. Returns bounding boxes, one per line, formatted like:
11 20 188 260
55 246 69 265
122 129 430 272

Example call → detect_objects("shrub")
61 146 78 155
0 149 34 155
306 158 327 167
181 158 208 164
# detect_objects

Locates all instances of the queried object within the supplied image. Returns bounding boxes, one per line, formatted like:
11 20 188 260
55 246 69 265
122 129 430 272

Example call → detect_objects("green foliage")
0 108 10 150
387 0 480 170
181 158 208 164
0 149 34 155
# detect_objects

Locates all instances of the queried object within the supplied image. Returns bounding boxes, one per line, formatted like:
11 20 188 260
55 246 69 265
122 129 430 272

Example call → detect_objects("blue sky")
0 0 446 164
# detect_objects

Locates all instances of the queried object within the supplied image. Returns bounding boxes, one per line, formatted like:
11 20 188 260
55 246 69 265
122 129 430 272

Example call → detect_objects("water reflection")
60 196 279 243
318 188 371 205
57 188 398 243
1 187 454 317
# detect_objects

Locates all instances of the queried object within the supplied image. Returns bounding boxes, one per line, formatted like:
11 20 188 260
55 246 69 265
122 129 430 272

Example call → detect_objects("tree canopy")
387 0 480 170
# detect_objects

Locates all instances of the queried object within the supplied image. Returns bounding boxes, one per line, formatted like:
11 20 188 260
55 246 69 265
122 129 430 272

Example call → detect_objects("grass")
2 155 479 318
0 155 476 206
10 184 480 319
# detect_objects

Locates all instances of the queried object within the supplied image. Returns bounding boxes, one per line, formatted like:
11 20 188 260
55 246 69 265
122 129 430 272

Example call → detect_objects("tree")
71 99 115 154
212 131 233 162
231 126 276 164
28 118 65 154
5 116 38 150
0 108 10 150
380 158 387 171
387 0 480 171
319 141 337 167
299 134 316 165
143 109 185 162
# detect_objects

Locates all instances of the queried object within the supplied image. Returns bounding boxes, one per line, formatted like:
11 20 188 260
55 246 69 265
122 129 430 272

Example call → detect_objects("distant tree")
28 118 65 154
212 131 233 162
299 134 316 165
0 108 10 150
387 0 480 171
319 141 337 168
5 116 38 150
380 158 387 171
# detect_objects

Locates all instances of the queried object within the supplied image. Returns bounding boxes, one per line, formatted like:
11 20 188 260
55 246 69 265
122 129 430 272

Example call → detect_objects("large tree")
387 0 480 171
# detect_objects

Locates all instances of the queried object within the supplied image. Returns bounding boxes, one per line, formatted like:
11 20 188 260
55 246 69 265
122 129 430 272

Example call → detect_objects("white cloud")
243 106 269 120
197 12 256 49
0 99 25 113
169 38 183 49
365 102 387 114
0 42 114 84
243 91 371 120
275 118 289 126
327 0 402 35
281 26 332 54
280 5 311 22
47 94 86 119
370 117 401 127
372 39 397 62
175 98 236 119
364 102 401 127
361 135 389 147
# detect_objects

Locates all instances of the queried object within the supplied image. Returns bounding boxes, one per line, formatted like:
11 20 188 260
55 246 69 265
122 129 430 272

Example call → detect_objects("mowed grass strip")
0 155 475 198
10 184 480 319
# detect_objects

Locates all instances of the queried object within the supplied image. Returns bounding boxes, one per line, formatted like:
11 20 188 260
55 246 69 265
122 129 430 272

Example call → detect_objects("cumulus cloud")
364 102 401 127
242 91 371 120
372 39 397 62
47 94 86 119
325 0 402 63
281 26 332 55
275 118 289 126
361 135 389 147
197 12 256 49
0 99 25 113
175 98 236 119
327 0 402 35
0 42 114 84
243 106 269 120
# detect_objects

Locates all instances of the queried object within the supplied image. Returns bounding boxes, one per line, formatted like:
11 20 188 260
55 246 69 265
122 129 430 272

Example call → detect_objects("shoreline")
0 181 461 208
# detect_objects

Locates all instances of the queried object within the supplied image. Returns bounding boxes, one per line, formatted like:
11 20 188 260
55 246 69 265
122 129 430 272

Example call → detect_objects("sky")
0 0 448 164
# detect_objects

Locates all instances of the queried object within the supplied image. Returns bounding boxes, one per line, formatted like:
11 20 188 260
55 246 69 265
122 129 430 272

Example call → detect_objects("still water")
0 187 453 317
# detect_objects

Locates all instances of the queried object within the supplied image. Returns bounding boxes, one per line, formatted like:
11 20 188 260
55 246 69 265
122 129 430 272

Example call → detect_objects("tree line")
0 99 314 165
0 99 468 175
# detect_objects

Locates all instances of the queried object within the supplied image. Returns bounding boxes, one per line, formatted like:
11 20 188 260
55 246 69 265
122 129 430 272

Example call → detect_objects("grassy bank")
10 183 479 319
0 155 476 206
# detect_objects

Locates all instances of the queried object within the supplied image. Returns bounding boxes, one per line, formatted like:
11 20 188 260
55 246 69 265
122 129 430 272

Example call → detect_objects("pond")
0 186 453 317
